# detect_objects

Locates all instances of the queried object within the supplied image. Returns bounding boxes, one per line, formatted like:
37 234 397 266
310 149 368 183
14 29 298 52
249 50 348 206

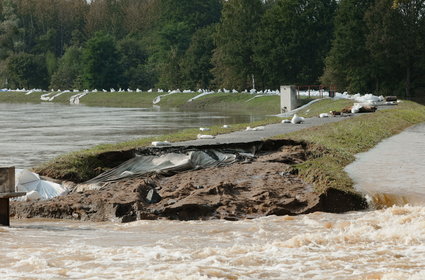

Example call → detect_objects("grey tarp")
85 150 245 184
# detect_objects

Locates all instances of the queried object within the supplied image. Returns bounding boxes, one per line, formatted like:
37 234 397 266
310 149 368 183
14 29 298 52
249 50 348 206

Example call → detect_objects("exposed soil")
10 141 367 222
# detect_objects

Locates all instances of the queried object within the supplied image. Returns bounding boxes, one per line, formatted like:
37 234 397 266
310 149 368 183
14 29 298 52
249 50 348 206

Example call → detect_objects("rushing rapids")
2 205 425 279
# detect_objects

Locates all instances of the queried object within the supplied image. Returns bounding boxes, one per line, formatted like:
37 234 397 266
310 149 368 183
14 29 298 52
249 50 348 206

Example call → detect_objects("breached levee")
10 139 367 222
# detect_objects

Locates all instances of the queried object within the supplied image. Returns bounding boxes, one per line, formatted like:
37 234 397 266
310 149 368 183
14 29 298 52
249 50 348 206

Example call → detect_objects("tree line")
0 0 424 97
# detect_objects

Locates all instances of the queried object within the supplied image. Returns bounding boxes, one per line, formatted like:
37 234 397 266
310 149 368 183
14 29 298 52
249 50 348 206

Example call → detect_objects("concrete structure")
280 85 298 113
0 167 25 226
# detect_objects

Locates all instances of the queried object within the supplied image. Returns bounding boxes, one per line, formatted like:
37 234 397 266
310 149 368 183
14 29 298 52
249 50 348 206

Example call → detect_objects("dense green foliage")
255 0 336 88
211 0 264 90
323 0 425 97
321 0 375 93
0 0 424 97
80 32 122 89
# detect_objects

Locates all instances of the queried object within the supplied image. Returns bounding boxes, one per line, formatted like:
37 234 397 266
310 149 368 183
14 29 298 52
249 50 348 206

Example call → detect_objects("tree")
0 0 24 87
254 0 337 89
6 52 48 89
85 0 125 38
149 0 221 89
50 46 82 89
117 36 154 89
365 0 425 97
121 0 161 35
181 25 216 89
80 32 122 89
0 0 23 57
212 0 264 90
159 0 221 30
321 0 375 93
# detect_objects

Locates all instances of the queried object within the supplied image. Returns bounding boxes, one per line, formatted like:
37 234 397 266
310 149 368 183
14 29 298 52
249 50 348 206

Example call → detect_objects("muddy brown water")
2 102 425 279
3 206 425 279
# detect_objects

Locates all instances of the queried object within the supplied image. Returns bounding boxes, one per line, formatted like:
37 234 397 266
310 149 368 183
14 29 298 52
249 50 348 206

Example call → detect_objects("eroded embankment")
11 140 366 222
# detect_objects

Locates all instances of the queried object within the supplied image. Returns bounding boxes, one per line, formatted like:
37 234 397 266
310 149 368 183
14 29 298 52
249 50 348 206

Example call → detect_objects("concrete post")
280 85 297 113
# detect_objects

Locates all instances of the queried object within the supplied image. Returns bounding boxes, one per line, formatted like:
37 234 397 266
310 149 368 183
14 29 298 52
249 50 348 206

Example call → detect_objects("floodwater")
2 103 425 279
0 102 264 168
3 206 425 280
345 123 425 207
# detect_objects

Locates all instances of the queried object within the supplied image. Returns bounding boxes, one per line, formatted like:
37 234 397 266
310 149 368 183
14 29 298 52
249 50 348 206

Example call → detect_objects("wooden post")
0 167 26 226
0 198 10 226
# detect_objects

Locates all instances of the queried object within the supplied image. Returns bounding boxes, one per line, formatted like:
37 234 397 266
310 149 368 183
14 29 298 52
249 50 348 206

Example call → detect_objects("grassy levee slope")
0 91 282 115
296 98 354 117
279 101 425 195
179 93 281 115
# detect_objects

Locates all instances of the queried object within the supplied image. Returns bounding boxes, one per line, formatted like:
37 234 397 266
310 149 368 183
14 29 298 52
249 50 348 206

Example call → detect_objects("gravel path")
171 104 398 146
172 115 353 146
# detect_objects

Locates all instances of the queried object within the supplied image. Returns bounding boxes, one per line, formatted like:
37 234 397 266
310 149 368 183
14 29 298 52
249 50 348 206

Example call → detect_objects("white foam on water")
2 206 425 279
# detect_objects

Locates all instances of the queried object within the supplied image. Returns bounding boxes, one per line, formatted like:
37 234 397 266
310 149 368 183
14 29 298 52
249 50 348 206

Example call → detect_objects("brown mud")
11 140 367 222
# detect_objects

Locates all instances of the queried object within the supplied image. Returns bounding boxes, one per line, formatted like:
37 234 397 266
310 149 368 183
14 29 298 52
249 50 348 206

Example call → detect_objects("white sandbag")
246 126 265 131
199 127 210 131
152 96 161 104
319 113 330 118
197 134 215 139
151 141 171 147
25 190 42 201
351 103 363 114
15 169 68 200
291 114 305 124
222 124 230 128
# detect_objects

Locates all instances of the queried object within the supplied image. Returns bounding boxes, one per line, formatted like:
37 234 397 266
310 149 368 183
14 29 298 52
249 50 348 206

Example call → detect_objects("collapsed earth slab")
10 140 367 222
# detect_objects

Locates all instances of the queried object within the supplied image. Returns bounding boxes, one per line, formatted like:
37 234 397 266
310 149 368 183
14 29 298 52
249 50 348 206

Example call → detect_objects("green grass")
279 101 425 194
77 92 162 107
0 91 45 103
0 91 280 115
178 93 280 115
156 92 198 107
296 98 354 117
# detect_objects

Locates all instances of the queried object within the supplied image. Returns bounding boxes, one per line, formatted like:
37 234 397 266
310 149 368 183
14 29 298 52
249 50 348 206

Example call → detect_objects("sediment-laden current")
2 206 425 280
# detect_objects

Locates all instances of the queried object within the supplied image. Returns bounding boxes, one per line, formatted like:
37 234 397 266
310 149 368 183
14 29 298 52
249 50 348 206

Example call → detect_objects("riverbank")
0 90 282 115
10 100 425 222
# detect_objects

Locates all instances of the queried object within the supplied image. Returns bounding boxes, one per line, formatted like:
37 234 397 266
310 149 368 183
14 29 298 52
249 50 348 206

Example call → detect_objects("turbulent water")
2 207 425 280
2 103 425 279
0 103 264 168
